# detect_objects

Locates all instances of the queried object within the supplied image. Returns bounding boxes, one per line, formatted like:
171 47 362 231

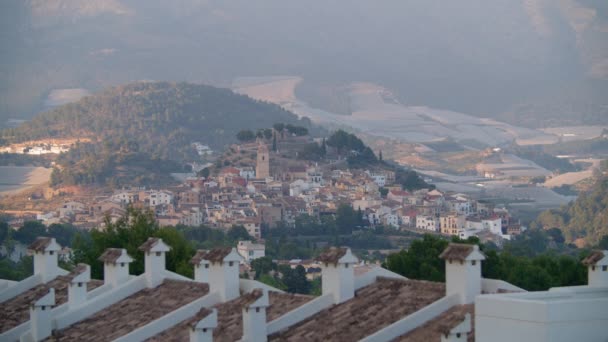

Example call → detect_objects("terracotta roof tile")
64 264 89 282
27 237 53 252
97 248 124 263
0 274 103 333
270 278 445 341
439 244 474 261
46 280 209 341
582 251 606 265
317 247 347 264
396 304 474 342
240 289 264 308
194 248 233 264
138 237 161 252
185 308 213 329
147 291 312 342
190 250 208 265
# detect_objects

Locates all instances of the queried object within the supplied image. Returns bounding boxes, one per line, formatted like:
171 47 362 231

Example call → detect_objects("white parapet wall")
359 294 460 342
0 274 43 303
266 294 334 335
476 287 608 342
240 279 285 294
113 292 221 342
354 267 407 290
54 275 147 330
481 278 526 293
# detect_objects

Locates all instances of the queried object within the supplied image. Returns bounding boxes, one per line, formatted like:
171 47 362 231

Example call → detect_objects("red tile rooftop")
46 280 209 341
270 277 445 342
396 304 474 342
147 291 312 342
0 274 103 333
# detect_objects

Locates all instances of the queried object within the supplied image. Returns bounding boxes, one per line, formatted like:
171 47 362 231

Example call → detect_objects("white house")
237 241 266 263
145 190 174 206
238 166 256 180
416 215 439 232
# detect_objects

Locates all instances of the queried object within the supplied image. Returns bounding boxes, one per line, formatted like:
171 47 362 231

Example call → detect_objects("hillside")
1 82 311 159
535 175 608 244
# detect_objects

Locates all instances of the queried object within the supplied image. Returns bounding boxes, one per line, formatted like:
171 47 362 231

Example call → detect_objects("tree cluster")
535 175 608 244
384 234 588 291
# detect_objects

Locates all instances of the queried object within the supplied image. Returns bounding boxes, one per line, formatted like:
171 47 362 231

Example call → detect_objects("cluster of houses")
0 236 606 341
31 143 522 244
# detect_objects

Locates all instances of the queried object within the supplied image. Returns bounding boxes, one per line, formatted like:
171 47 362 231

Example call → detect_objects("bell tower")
256 144 270 179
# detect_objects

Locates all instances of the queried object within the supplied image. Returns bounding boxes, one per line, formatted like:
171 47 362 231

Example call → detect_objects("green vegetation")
50 141 181 187
395 168 434 191
1 82 312 186
325 130 378 167
251 257 318 295
535 175 608 244
384 234 588 291
2 82 309 152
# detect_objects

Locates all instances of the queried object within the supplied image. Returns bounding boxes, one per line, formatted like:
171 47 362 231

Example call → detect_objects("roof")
582 251 607 266
439 243 485 261
190 250 209 265
98 248 133 264
27 237 61 253
147 291 312 342
270 278 445 341
317 247 347 263
0 274 103 333
190 247 235 264
47 280 209 341
185 308 214 329
138 238 171 253
397 304 474 342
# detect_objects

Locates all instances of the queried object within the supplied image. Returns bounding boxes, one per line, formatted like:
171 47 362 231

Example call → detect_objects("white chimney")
191 250 211 283
67 264 91 309
139 238 172 288
190 247 242 301
319 247 358 304
441 313 471 342
98 248 134 287
189 308 218 342
242 289 269 342
582 250 608 287
29 288 55 341
28 237 62 282
439 243 485 304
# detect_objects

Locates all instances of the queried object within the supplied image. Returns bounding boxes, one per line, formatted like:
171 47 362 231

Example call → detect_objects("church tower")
256 144 270 179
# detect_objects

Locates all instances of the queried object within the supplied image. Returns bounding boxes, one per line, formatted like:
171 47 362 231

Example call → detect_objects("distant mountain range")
2 0 608 127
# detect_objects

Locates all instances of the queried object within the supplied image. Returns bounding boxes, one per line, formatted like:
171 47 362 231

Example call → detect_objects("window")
205 264 209 269
345 263 349 268
78 282 83 287
592 266 596 271
49 251 54 255
256 307 260 313
471 260 476 266
156 252 162 256
603 266 607 272
121 263 125 267
229 261 234 267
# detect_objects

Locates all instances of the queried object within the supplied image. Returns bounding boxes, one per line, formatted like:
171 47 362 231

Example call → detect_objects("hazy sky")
1 0 607 124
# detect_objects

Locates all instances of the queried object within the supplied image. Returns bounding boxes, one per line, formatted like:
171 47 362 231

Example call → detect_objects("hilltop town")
7 125 522 250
